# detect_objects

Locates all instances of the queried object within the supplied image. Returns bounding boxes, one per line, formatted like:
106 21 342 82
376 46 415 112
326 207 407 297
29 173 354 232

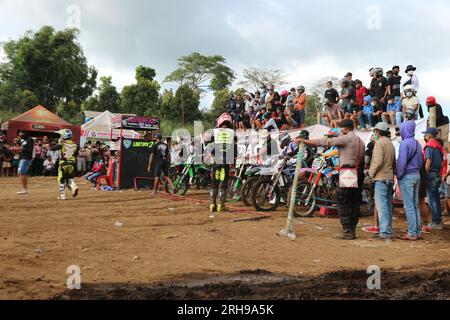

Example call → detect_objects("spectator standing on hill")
423 128 446 230
388 66 402 101
369 122 396 241
425 96 449 152
325 81 340 104
396 121 424 240
294 86 307 129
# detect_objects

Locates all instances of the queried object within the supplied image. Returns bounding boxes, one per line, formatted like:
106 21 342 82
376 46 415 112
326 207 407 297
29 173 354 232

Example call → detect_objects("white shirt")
402 74 420 93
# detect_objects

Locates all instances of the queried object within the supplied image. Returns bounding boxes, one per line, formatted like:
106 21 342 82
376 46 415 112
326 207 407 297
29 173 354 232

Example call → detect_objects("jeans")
427 172 442 225
374 180 394 239
396 112 404 126
86 172 103 186
399 174 421 237
358 114 373 129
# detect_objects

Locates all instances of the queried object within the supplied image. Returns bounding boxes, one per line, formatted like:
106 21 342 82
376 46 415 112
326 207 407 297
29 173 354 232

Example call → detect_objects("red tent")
6 105 80 143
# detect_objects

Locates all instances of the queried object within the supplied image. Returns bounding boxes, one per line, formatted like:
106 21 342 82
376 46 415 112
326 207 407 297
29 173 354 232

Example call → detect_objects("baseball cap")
426 96 437 105
423 128 438 137
374 122 390 132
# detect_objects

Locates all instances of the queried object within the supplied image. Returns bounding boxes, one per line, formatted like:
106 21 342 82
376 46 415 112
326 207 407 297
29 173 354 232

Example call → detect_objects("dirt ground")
1 177 450 300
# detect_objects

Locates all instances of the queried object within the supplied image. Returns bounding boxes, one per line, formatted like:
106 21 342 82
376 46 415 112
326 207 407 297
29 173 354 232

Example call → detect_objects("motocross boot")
210 189 218 212
69 179 79 198
58 184 67 200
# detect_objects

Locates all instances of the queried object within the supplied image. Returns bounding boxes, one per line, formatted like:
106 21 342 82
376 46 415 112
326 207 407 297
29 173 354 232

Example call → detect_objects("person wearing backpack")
396 121 424 240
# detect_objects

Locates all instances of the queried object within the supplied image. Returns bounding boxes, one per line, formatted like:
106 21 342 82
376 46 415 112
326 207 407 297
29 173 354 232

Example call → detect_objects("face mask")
371 102 377 107
408 71 414 76
406 92 413 97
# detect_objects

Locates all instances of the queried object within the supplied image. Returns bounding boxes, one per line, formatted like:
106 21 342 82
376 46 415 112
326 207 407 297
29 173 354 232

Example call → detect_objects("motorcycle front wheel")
252 179 281 212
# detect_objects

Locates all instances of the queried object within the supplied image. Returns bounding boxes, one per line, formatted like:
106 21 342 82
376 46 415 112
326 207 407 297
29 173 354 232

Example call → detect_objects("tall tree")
164 52 235 92
173 84 201 123
120 66 160 116
239 68 287 92
82 76 120 113
0 26 97 112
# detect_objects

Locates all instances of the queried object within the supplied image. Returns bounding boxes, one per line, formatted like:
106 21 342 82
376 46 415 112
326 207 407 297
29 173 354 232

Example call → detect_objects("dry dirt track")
1 177 450 300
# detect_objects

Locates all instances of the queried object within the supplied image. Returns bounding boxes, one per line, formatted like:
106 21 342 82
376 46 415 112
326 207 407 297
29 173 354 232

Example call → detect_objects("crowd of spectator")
0 134 111 181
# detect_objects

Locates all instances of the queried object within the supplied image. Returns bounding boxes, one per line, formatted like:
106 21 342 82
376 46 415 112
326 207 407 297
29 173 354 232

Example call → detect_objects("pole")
278 142 305 241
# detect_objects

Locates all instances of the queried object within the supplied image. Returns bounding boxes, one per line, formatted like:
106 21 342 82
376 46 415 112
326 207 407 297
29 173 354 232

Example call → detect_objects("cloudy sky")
1 0 450 109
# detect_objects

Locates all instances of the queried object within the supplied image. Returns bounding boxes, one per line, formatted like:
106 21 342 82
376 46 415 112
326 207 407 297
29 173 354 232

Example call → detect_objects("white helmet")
56 129 73 140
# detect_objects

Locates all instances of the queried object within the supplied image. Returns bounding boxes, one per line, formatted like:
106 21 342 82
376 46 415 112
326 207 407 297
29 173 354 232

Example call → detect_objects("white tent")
80 111 141 148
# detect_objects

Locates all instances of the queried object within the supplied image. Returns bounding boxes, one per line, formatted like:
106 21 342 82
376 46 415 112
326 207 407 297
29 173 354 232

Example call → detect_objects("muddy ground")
1 177 449 300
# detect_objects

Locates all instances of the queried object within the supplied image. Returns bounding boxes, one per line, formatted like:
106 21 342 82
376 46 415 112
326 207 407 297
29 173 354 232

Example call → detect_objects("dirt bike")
171 154 211 195
251 156 297 212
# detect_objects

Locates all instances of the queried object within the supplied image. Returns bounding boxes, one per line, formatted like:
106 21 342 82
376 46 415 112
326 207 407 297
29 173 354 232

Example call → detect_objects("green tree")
121 66 160 116
173 84 201 123
56 100 83 124
165 52 235 92
81 76 120 113
0 26 97 112
158 89 177 120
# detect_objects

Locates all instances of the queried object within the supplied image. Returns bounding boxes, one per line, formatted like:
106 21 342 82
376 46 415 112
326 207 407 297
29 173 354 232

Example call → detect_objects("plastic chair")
97 159 116 190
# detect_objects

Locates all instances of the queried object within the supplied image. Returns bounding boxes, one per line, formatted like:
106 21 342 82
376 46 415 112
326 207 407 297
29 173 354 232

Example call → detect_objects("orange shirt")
294 93 307 111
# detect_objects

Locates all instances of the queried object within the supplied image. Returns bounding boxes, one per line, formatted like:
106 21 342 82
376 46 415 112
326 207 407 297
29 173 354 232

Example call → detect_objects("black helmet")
298 130 310 139
280 133 291 149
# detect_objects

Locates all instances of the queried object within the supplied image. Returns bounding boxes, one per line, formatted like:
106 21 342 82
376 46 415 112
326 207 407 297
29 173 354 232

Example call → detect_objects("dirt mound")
58 270 450 300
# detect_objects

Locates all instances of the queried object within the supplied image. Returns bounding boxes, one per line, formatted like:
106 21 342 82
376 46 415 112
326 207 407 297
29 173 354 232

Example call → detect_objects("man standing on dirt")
298 120 365 240
148 133 174 196
16 131 34 195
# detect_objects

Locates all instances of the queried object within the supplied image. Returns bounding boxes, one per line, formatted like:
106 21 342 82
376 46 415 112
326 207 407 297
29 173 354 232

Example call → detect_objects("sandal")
396 234 418 241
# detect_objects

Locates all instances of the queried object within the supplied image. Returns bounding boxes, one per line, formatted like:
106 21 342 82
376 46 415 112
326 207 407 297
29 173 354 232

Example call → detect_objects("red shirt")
356 86 368 106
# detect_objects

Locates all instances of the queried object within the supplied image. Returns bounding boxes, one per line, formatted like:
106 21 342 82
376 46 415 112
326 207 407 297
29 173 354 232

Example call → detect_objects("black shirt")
371 77 388 99
19 136 34 160
325 88 340 104
387 75 402 97
429 104 450 127
1 148 13 161
151 142 170 161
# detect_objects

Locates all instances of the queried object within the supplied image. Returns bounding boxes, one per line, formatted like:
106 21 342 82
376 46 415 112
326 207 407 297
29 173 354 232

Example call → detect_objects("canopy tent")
80 111 142 149
5 105 80 143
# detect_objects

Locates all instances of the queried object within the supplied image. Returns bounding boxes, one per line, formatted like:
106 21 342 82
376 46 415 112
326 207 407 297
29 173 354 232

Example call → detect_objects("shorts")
12 159 20 167
2 161 12 169
153 160 169 178
298 110 305 124
18 159 32 175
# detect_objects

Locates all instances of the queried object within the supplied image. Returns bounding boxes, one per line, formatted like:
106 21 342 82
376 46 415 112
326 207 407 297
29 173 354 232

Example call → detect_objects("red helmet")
426 96 437 105
216 113 233 128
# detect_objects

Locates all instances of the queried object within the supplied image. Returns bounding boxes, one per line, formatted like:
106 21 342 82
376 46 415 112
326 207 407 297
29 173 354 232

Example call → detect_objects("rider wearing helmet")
209 113 237 213
51 129 79 200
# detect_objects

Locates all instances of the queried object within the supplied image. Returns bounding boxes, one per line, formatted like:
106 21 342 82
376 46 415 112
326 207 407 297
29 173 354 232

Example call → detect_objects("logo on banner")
123 140 132 150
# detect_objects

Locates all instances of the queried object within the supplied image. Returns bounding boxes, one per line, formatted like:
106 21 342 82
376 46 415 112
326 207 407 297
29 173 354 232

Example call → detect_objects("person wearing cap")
423 128 447 230
382 95 402 127
298 119 365 240
148 133 174 196
426 96 449 152
294 86 307 129
387 66 402 102
369 122 396 241
396 120 425 240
